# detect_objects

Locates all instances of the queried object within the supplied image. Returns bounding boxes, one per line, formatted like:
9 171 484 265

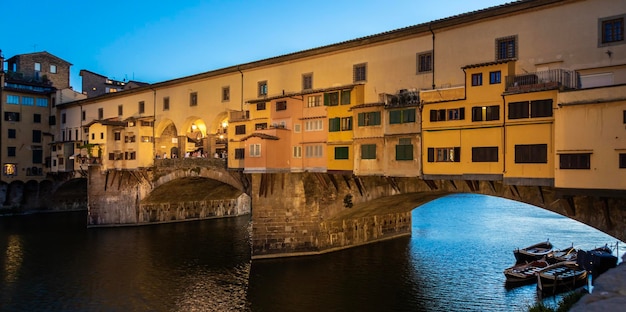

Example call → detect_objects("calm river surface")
1 194 623 312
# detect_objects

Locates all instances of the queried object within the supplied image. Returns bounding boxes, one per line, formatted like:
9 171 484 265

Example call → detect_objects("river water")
1 193 623 312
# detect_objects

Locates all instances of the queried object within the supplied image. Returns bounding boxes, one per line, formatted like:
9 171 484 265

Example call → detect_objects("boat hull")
536 262 588 296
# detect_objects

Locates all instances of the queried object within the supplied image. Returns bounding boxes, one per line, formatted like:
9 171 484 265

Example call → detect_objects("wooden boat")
504 259 550 287
576 244 618 283
536 261 588 296
514 240 553 264
548 246 577 264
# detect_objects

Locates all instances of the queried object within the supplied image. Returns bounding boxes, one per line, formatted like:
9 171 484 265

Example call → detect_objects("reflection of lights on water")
3 235 24 284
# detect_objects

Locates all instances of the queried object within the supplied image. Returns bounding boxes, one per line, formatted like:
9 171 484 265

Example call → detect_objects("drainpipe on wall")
151 87 156 160
501 93 507 177
429 24 435 90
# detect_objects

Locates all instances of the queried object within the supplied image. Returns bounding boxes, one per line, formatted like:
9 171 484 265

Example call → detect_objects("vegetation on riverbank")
528 291 586 312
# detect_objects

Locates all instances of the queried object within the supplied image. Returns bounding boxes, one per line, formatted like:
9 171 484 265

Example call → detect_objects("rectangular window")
118 105 123 116
302 73 313 90
496 35 517 60
32 130 41 143
294 124 301 132
430 147 460 162
601 17 624 44
258 81 268 97
257 102 266 110
255 123 267 130
138 101 145 114
234 148 245 159
341 117 353 131
324 92 339 106
508 101 530 119
305 145 323 158
7 147 16 157
276 101 287 111
472 73 483 86
417 51 433 73
560 153 591 169
34 62 41 71
222 86 230 102
395 138 413 161
490 71 501 84
619 153 626 168
361 144 376 159
189 92 198 106
7 95 19 104
530 99 553 118
472 147 499 162
114 132 121 141
340 90 351 105
353 63 367 82
61 113 66 124
390 108 416 124
429 109 446 122
49 116 56 125
357 111 381 126
305 120 323 131
32 149 43 164
50 64 57 73
163 97 170 111
514 144 547 163
141 136 153 143
249 144 261 157
623 110 626 124
293 146 302 158
447 108 465 120
307 95 321 107
36 98 48 107
82 111 86 121
8 129 16 138
5 112 20 122
329 118 340 132
235 125 246 135
98 108 103 119
22 96 34 106
334 147 349 160
472 105 500 121
34 114 41 123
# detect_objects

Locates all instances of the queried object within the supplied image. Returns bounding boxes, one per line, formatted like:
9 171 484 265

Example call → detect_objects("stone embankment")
570 254 626 311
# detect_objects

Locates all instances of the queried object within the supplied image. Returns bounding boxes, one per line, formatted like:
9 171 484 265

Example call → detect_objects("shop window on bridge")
329 118 340 132
341 90 351 105
255 123 267 130
305 145 323 158
324 92 339 106
125 152 136 160
250 144 261 157
7 95 19 105
114 132 121 141
429 109 446 122
256 102 266 110
390 108 416 124
560 153 591 169
508 101 530 119
514 144 547 163
334 146 349 160
307 96 321 107
292 146 301 158
276 101 287 111
447 108 465 120
472 146 498 162
472 105 500 121
357 111 381 126
531 99 553 118
234 148 245 159
395 138 413 161
125 134 136 143
427 147 460 162
490 71 501 84
235 125 246 135
141 136 153 143
361 144 376 160
471 73 483 86
341 117 352 131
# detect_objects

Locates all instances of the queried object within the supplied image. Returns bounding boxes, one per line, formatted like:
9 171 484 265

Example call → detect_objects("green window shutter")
459 107 465 120
454 147 461 162
405 109 416 123
335 147 349 159
430 110 437 122
373 112 381 125
389 110 401 124
329 118 340 132
324 93 330 106
358 113 365 126
341 90 351 105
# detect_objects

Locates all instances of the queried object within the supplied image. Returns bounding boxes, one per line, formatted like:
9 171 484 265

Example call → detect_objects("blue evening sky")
2 0 509 92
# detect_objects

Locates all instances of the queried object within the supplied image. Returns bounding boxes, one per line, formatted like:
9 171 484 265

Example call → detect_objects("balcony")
229 110 249 122
506 69 579 93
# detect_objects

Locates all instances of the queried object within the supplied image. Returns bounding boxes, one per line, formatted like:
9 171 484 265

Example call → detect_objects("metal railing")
506 69 579 92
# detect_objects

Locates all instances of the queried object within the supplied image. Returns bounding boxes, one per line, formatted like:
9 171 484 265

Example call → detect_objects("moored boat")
504 259 550 287
536 261 588 296
576 244 618 283
514 240 553 264
548 246 577 264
